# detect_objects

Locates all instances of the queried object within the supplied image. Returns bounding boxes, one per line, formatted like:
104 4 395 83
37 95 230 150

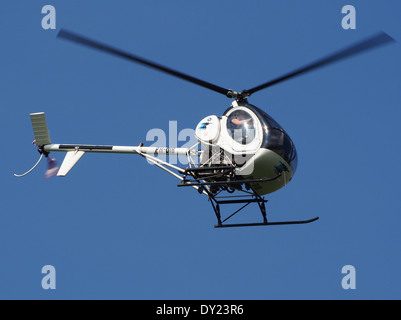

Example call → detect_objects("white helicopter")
15 30 394 228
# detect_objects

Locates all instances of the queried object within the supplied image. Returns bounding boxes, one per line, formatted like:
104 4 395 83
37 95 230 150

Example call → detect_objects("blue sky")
1 1 400 299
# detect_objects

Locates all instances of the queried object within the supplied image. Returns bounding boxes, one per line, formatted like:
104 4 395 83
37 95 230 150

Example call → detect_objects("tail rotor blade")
45 157 59 179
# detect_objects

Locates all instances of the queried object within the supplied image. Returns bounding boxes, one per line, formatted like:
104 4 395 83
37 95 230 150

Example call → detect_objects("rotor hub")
226 89 250 102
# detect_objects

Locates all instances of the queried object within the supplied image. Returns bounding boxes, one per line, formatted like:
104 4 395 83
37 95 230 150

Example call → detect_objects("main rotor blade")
57 29 230 96
245 32 395 96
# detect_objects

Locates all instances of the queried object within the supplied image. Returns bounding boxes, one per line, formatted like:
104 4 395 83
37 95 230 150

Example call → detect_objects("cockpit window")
227 110 255 144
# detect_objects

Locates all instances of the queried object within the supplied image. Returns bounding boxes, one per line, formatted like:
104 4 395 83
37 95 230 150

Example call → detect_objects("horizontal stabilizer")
57 150 85 177
30 112 51 146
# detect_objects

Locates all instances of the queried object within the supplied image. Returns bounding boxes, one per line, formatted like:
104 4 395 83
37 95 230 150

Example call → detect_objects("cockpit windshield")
226 110 255 145
253 107 298 173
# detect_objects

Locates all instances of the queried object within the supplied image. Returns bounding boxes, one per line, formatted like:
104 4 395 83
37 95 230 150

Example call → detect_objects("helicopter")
15 29 395 228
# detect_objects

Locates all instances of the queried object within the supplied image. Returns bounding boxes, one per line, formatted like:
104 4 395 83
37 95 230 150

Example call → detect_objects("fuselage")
196 101 297 195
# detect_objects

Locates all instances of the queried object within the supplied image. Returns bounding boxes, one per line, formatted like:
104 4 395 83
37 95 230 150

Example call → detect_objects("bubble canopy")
223 104 298 173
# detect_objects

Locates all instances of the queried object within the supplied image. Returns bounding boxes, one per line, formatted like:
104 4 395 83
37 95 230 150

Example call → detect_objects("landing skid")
179 165 319 228
214 217 319 228
210 194 319 228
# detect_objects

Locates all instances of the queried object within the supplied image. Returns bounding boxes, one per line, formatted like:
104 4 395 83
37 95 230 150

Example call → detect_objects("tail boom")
43 144 192 156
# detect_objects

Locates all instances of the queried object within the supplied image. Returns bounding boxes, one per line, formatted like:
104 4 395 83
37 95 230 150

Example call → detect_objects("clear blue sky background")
1 1 400 299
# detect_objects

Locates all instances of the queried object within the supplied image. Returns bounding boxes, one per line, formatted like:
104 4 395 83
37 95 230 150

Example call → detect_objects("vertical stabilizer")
30 112 51 146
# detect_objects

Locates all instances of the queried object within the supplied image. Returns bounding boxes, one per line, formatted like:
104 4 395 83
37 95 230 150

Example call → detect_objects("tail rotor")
14 112 59 178
14 139 59 178
45 156 59 178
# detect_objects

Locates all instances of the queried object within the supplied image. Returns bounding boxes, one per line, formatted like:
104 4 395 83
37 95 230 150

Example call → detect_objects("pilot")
230 110 252 126
229 110 254 144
